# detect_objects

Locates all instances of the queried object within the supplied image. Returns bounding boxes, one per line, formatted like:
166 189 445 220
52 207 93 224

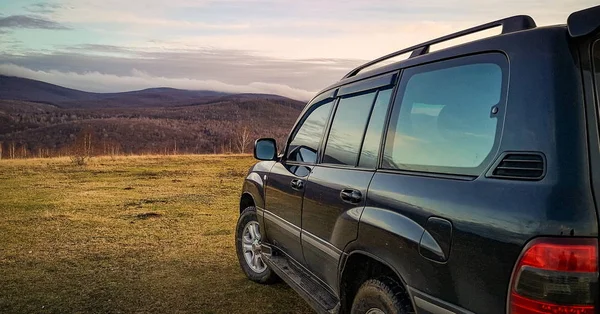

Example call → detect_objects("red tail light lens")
517 242 597 272
509 238 598 314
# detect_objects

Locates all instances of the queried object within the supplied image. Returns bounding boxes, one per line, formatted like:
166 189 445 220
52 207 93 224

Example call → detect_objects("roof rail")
342 15 536 79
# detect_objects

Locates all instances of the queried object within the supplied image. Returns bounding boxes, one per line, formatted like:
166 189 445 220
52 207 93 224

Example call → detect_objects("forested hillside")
0 76 305 158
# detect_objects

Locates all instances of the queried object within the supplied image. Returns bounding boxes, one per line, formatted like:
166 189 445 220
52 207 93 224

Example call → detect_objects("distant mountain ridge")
0 75 296 108
0 76 306 158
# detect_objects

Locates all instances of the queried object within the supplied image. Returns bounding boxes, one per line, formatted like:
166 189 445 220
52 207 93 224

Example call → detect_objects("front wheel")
235 206 278 284
351 277 412 314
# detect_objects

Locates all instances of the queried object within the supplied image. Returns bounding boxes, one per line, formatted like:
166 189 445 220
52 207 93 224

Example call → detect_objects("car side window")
287 100 333 163
323 92 377 166
358 88 393 168
383 53 507 176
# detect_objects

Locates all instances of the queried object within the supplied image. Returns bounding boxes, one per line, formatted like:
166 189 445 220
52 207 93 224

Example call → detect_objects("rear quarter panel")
355 173 596 314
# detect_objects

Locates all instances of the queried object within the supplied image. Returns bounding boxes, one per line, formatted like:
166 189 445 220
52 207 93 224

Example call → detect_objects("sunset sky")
0 0 596 100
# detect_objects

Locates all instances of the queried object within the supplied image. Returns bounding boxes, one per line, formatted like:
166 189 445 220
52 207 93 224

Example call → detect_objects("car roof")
311 24 568 102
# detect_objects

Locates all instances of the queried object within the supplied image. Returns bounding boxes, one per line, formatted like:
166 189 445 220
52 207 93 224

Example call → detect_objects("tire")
235 206 278 284
351 277 412 314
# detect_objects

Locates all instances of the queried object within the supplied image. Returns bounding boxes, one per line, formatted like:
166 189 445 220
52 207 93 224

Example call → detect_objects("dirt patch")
124 198 168 208
134 212 162 220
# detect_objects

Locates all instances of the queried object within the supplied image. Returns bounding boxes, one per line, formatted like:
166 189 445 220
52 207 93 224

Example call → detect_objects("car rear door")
301 73 397 293
363 53 510 313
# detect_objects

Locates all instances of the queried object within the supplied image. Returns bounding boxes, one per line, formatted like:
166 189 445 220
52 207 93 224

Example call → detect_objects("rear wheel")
351 277 411 314
235 206 278 284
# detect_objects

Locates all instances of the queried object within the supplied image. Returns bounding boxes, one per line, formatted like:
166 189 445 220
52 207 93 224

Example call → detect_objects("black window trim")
313 163 378 172
376 70 403 171
355 89 380 167
337 72 398 97
593 40 600 110
378 52 509 178
376 168 475 181
318 71 400 169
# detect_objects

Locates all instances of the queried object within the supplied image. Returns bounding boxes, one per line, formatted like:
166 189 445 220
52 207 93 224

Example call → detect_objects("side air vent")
489 153 545 180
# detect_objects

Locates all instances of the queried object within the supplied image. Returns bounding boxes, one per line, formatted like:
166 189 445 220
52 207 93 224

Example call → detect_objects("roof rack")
567 5 600 38
342 15 536 79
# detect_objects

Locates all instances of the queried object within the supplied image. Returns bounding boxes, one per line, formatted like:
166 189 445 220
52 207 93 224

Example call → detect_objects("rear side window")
323 92 377 166
383 53 507 176
287 101 333 163
358 89 393 168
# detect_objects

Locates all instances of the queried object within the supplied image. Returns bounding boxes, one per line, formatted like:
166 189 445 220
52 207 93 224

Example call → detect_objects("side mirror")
254 138 278 161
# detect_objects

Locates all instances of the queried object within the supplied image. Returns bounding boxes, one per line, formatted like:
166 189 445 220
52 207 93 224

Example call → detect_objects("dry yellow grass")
0 155 312 314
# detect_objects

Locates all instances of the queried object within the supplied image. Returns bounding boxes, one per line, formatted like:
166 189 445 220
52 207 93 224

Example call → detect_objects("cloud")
0 46 363 92
25 2 65 14
0 15 70 30
0 63 316 101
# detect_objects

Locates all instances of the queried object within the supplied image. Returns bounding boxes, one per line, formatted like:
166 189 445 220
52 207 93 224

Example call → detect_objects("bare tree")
85 132 92 156
70 128 93 165
9 142 16 159
235 125 251 154
107 141 120 158
21 144 28 158
0 141 3 160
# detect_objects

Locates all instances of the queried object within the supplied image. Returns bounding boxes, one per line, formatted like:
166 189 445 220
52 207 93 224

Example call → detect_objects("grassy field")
0 155 312 314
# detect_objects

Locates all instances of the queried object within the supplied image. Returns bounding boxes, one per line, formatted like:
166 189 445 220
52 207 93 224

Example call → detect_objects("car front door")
301 74 397 292
263 96 335 263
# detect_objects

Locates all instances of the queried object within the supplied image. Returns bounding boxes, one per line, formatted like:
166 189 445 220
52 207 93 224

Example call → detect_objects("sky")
0 0 597 100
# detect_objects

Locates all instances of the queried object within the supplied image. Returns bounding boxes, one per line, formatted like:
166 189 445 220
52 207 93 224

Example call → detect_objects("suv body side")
241 24 600 314
344 27 599 314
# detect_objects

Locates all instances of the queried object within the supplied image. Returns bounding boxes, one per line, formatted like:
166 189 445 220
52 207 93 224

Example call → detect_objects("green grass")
0 155 312 314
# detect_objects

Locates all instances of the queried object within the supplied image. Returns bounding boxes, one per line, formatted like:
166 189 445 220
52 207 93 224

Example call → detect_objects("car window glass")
358 88 393 168
323 92 377 166
287 101 333 163
383 55 505 175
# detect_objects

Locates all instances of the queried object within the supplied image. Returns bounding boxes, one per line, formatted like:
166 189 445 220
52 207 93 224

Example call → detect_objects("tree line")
0 97 302 160
0 123 287 160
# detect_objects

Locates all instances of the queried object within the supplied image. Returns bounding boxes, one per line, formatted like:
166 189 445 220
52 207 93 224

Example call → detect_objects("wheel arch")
241 171 265 212
338 206 427 312
239 192 255 213
339 250 414 313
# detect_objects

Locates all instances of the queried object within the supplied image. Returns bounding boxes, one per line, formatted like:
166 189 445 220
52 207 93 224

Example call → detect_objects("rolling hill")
0 76 306 158
0 75 295 108
0 75 230 108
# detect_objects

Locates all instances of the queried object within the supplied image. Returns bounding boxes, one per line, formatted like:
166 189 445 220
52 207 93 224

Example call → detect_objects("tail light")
509 238 598 314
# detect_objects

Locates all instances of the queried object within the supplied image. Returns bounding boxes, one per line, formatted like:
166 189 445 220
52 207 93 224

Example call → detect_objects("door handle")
340 189 362 204
290 179 304 191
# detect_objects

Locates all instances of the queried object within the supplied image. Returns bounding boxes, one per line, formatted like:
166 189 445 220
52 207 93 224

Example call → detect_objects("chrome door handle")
340 189 362 204
290 179 304 191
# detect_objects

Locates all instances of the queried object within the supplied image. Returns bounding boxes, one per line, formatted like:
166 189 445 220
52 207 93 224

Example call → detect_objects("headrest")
437 103 495 140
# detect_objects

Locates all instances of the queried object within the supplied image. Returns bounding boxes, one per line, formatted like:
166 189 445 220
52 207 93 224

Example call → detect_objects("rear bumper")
408 287 475 314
